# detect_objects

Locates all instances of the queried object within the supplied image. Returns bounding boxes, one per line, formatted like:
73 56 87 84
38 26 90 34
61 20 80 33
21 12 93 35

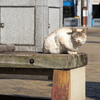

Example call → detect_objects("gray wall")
0 0 63 52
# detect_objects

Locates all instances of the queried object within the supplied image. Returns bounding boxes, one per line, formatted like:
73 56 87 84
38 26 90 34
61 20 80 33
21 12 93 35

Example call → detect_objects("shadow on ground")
86 41 100 43
0 95 51 100
87 32 100 37
0 82 100 100
86 82 100 100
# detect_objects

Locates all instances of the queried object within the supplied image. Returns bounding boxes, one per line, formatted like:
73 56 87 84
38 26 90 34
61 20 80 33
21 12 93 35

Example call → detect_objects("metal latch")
0 23 4 28
48 23 50 28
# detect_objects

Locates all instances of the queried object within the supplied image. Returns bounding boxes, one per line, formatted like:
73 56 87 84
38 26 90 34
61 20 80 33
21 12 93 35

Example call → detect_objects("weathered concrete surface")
0 44 15 53
0 52 87 69
52 67 85 100
69 67 85 100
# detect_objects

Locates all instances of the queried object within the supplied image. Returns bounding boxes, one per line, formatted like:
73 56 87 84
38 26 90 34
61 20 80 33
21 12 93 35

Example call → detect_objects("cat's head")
71 27 88 44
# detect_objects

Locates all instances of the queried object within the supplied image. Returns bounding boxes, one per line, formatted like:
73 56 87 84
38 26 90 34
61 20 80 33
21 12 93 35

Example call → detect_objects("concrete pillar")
52 53 88 100
52 67 86 100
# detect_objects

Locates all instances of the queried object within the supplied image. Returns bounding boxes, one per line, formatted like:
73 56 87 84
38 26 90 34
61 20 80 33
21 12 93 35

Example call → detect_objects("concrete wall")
0 0 63 52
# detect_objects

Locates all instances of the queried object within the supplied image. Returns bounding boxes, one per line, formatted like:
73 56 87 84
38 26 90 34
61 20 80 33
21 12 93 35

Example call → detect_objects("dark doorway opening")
93 4 100 18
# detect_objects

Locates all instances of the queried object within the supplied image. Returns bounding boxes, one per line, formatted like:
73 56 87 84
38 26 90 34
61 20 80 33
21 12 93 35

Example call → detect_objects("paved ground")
0 28 100 100
78 28 100 100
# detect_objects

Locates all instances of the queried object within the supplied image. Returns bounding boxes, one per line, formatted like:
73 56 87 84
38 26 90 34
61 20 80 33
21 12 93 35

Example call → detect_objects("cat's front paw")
68 51 77 54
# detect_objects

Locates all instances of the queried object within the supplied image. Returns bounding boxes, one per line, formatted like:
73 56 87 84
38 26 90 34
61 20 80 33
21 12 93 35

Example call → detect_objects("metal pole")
83 0 88 27
74 0 77 16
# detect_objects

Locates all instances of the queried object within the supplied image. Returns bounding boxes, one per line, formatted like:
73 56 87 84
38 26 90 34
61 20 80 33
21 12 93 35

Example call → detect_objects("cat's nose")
78 40 80 42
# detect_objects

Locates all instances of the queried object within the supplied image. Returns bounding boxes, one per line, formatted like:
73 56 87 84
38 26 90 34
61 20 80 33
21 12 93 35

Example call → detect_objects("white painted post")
88 0 92 27
77 0 82 26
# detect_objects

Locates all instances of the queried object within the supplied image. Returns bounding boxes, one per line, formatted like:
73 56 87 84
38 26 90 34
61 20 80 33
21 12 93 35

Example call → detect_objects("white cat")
43 27 88 54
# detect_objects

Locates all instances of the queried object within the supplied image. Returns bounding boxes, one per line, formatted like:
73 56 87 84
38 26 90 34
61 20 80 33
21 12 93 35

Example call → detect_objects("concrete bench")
0 52 87 100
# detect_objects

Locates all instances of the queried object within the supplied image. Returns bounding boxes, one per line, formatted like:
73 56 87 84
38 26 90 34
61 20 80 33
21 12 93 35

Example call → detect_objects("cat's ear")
71 27 76 32
82 28 88 34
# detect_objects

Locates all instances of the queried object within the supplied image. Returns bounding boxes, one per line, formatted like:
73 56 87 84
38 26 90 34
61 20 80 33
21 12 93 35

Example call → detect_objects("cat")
43 27 88 54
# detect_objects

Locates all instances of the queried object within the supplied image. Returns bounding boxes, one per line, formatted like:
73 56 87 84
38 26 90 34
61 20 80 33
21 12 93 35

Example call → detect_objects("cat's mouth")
78 41 85 44
77 41 81 44
76 40 85 44
76 40 83 44
72 38 85 44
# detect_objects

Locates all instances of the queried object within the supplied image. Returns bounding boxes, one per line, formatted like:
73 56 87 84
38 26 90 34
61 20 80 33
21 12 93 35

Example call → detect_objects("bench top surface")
0 51 88 69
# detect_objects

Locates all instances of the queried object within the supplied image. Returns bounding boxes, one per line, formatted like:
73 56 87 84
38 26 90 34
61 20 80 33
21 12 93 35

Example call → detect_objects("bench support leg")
52 70 70 100
52 67 85 100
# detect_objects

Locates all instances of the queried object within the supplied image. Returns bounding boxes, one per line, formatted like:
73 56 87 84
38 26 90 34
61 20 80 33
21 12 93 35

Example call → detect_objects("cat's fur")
43 27 88 54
